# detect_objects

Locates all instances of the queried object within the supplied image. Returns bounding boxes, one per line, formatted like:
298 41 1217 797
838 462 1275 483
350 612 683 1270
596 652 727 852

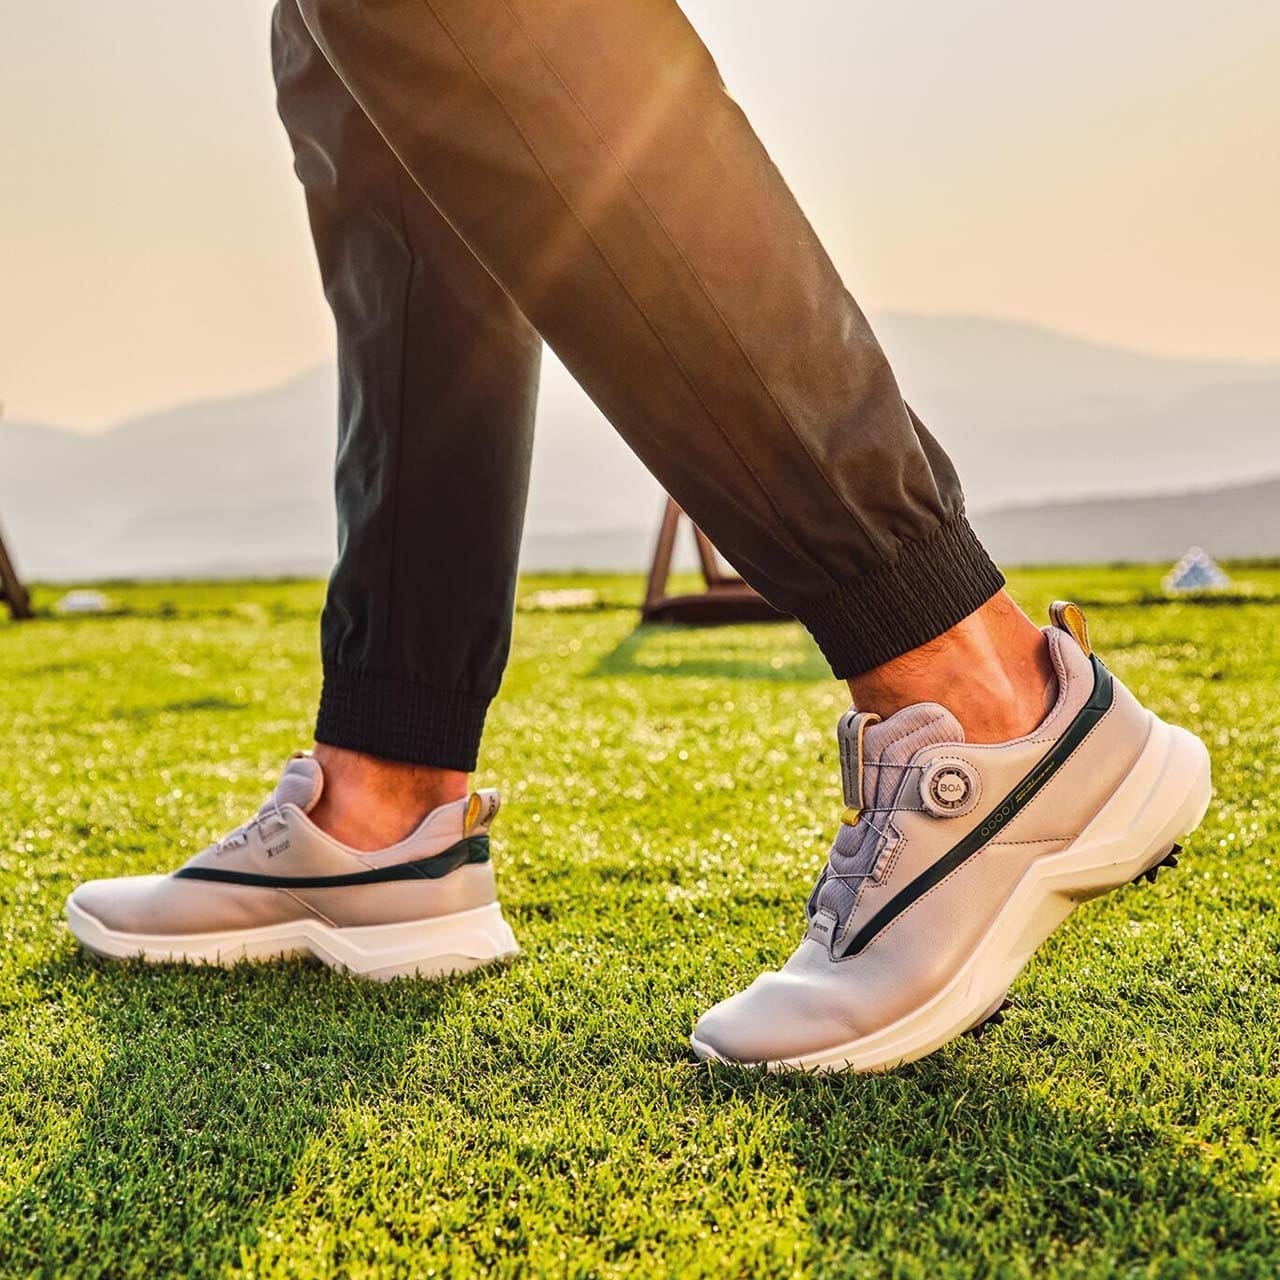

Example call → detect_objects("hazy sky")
3 0 1277 429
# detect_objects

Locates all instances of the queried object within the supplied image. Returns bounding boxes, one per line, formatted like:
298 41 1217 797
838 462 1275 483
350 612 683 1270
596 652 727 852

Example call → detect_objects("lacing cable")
214 795 289 856
819 757 931 891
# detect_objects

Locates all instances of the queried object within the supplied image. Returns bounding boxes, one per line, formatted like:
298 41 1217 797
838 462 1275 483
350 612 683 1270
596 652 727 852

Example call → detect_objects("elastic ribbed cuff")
315 667 491 771
795 512 1005 678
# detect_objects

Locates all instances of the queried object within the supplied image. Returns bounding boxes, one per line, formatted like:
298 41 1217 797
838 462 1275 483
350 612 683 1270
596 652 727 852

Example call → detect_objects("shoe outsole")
65 897 520 982
963 840 1183 1041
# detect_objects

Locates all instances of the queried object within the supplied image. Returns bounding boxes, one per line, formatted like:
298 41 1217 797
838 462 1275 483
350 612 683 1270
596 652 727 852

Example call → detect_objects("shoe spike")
968 996 1014 1039
1132 843 1182 886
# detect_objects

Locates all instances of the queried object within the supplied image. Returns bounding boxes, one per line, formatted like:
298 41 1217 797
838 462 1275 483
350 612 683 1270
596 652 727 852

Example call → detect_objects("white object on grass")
1163 547 1230 593
55 589 111 614
523 588 599 610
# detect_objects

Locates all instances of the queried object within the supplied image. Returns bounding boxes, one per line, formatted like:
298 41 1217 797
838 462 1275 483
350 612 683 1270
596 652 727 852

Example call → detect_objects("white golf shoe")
66 755 518 980
692 602 1212 1072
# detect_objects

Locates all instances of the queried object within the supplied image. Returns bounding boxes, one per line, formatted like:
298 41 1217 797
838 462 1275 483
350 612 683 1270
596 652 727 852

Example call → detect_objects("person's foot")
65 754 518 980
691 602 1213 1072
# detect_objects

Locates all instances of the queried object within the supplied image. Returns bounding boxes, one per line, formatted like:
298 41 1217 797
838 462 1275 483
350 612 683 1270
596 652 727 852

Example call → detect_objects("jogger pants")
271 0 1005 770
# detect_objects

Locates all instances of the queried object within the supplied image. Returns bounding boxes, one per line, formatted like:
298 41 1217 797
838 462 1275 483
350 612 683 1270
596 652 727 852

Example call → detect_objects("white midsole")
692 712 1213 1073
65 897 519 981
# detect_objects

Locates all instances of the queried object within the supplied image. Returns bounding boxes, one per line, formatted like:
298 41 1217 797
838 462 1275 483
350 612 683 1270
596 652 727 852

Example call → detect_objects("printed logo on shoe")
920 758 981 818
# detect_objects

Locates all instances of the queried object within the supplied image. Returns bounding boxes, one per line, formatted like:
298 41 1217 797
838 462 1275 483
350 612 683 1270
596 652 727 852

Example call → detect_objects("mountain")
971 476 1280 566
1 314 1277 580
0 372 339 580
870 314 1280 511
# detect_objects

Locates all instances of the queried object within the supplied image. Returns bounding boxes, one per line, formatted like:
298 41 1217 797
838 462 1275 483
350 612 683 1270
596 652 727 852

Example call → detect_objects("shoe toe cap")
693 970 861 1067
67 875 169 934
691 990 765 1064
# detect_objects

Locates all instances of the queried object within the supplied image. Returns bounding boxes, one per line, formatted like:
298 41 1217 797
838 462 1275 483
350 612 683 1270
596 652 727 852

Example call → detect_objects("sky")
2 0 1277 430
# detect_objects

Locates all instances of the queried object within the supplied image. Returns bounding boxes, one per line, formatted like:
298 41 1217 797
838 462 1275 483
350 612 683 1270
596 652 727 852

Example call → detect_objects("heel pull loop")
837 709 881 825
1049 600 1092 656
464 789 501 836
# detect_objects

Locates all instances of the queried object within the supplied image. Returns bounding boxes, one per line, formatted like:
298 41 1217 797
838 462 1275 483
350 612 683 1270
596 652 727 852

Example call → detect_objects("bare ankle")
846 591 1056 744
309 743 469 851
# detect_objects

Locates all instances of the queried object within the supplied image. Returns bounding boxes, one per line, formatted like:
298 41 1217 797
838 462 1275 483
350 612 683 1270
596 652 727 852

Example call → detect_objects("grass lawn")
1 566 1278 1278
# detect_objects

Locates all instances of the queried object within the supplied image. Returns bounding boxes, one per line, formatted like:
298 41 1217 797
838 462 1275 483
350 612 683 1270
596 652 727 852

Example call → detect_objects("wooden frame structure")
641 497 782 624
0 520 31 620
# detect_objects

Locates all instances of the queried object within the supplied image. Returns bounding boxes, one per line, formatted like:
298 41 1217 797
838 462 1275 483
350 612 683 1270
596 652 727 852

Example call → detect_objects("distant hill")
1 314 1276 579
871 313 1280 511
972 476 1280 565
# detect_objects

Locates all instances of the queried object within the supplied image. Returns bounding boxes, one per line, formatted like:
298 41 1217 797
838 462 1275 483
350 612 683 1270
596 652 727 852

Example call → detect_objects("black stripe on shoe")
173 835 490 889
839 655 1115 958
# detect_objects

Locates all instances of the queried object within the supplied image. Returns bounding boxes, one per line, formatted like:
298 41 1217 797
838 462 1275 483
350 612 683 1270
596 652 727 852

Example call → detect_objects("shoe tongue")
810 702 963 945
855 703 964 813
259 754 324 816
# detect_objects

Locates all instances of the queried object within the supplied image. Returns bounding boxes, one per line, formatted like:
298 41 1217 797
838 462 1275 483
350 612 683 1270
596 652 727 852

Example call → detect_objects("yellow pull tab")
464 789 501 835
464 793 483 835
1049 600 1092 656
